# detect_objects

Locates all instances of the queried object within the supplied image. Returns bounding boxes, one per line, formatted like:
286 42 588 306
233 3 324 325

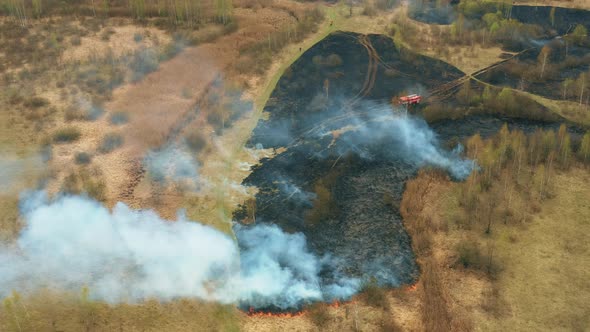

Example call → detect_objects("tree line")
0 0 234 26
460 124 590 235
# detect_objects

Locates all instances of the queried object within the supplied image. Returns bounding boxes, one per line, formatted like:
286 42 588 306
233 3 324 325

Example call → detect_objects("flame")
407 283 418 291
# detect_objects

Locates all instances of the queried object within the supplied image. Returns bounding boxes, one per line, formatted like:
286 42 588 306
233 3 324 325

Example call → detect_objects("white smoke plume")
0 192 358 308
144 144 201 188
236 223 359 309
316 104 475 179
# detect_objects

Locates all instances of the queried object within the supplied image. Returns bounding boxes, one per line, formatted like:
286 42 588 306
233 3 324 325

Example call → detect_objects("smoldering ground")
234 32 477 306
0 191 359 309
237 101 476 295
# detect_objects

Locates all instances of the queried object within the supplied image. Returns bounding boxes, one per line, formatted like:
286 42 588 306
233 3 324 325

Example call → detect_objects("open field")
1 0 590 331
473 168 590 331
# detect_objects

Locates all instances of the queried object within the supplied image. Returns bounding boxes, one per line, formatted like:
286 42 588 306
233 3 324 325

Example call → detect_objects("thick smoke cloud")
314 104 475 179
0 192 358 308
236 223 359 309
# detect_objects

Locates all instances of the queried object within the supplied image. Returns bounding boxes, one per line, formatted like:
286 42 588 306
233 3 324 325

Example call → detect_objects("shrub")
63 169 107 201
75 152 92 164
24 96 49 108
307 303 330 328
222 21 239 35
98 133 124 153
65 104 103 121
362 3 377 16
131 48 159 81
100 28 115 41
361 281 390 310
85 178 106 202
53 127 81 143
71 35 82 46
380 318 403 332
133 32 143 42
456 239 481 269
185 132 207 152
109 111 129 125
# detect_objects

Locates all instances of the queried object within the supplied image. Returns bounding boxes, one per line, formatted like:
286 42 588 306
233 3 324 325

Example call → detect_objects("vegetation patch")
98 133 124 153
74 152 92 165
53 127 81 143
109 111 129 125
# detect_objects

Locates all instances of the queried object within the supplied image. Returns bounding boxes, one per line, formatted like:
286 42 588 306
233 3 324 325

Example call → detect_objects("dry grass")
524 92 590 126
0 291 241 332
472 168 590 331
61 24 172 63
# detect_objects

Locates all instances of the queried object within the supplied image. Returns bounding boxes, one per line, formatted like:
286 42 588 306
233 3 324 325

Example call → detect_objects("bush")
24 96 49 109
109 111 129 125
71 35 82 46
456 239 481 269
362 3 377 16
223 21 239 35
307 303 330 328
98 133 124 153
100 28 115 41
131 48 159 82
380 318 404 332
361 281 390 310
75 152 92 164
53 127 81 143
63 170 107 202
186 132 207 152
65 104 104 121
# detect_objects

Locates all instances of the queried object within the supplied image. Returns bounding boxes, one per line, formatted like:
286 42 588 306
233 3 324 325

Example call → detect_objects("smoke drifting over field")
0 192 358 309
145 144 200 188
253 102 475 180
308 103 475 180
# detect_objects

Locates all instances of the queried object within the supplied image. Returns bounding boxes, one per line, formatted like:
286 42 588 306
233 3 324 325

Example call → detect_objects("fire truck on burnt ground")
398 94 422 105
392 94 422 115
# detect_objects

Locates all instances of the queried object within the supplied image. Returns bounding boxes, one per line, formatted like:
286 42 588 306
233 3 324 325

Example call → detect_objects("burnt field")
475 41 590 103
511 5 590 36
235 32 464 298
409 3 590 52
234 32 571 311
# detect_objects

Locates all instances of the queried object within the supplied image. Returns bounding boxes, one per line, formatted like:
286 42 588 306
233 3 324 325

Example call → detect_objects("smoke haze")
0 192 358 308
312 103 475 179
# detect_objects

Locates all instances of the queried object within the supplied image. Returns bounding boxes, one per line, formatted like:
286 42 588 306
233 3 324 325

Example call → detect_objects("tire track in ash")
276 33 415 153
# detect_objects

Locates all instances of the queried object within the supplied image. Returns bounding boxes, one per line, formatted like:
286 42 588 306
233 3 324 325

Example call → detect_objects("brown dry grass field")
1 0 590 331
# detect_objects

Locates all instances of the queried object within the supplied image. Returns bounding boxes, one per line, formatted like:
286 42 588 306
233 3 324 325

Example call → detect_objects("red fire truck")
398 94 422 105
